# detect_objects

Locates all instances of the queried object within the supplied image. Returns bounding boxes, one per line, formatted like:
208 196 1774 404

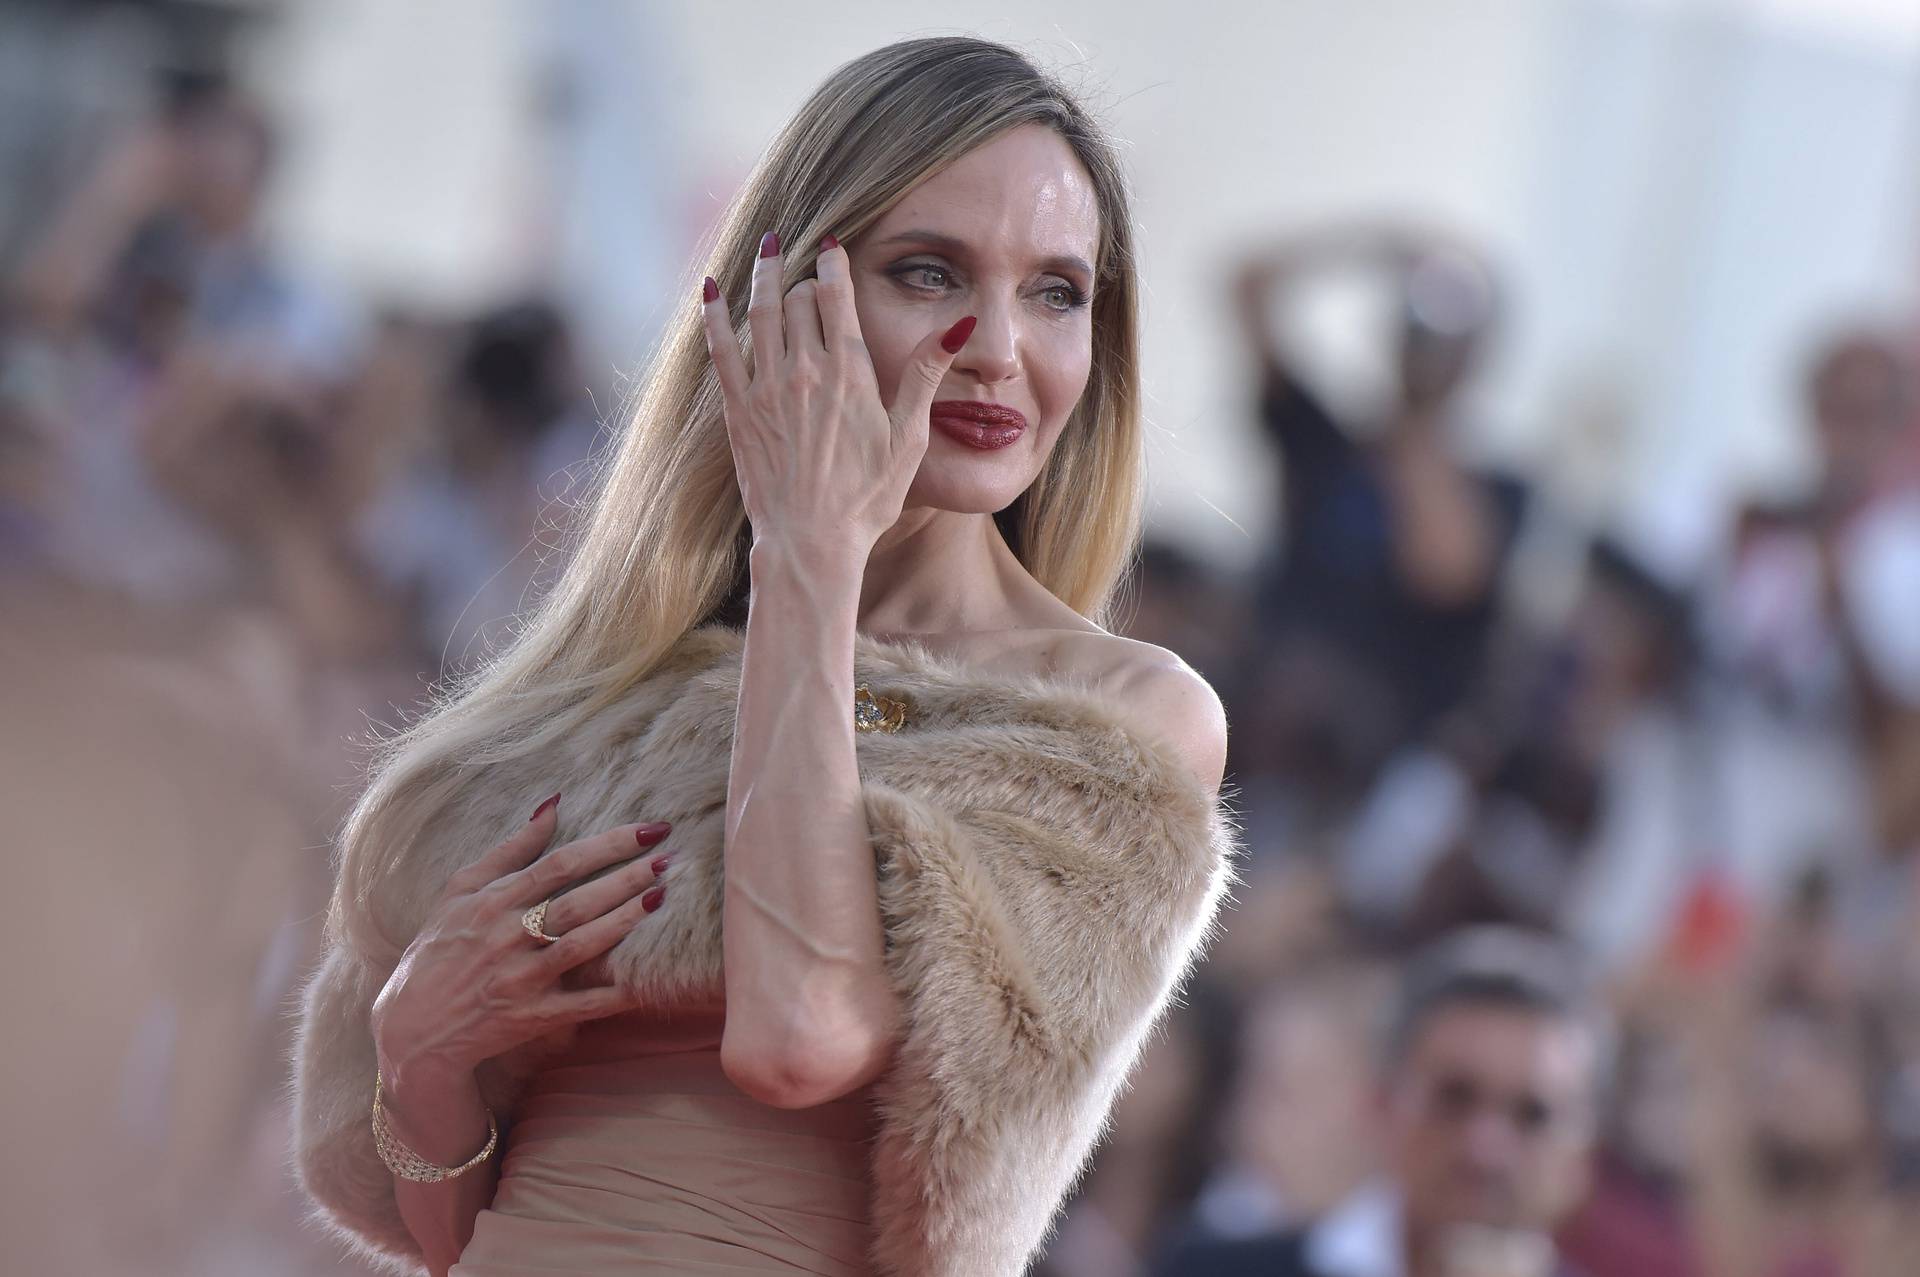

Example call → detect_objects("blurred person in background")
0 62 422 1275
0 64 416 797
1154 927 1605 1277
1180 962 1390 1244
5 70 359 603
1340 536 1698 958
1698 326 1920 964
1228 224 1527 838
1565 873 1920 1277
1553 1016 1696 1277
353 298 600 676
2 67 432 814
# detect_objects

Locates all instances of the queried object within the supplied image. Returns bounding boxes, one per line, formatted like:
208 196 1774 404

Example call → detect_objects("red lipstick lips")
929 400 1027 450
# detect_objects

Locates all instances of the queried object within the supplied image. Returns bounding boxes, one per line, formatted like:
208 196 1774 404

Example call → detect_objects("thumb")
887 315 976 434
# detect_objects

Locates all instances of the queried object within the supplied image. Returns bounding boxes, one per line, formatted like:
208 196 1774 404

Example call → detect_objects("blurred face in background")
175 96 273 236
1746 1006 1877 1200
1809 335 1910 509
1227 982 1383 1219
1385 1003 1598 1242
847 123 1099 518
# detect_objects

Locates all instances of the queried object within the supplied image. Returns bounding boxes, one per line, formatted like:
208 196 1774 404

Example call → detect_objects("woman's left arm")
701 235 972 1109
720 534 895 1109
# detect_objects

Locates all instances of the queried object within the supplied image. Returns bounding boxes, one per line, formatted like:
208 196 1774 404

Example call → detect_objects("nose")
950 297 1018 386
1461 1106 1522 1172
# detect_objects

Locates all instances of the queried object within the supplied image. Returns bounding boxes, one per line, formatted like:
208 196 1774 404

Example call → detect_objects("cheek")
1032 324 1094 424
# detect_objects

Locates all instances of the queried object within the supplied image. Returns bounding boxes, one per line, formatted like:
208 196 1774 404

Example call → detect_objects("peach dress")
450 1005 877 1275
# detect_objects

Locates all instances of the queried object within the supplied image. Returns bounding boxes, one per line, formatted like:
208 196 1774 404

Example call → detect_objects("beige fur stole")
292 623 1239 1275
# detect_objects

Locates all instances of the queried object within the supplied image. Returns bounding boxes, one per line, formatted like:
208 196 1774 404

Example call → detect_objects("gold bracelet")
371 1071 499 1183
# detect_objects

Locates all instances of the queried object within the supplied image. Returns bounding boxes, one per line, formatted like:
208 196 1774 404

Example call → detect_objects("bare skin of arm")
700 234 969 1108
1233 223 1500 608
705 184 1227 1105
1375 414 1500 607
1675 970 1768 1277
719 534 901 1107
376 1067 502 1277
14 124 177 333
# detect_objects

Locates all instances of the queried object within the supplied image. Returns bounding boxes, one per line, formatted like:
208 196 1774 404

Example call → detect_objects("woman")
294 36 1237 1276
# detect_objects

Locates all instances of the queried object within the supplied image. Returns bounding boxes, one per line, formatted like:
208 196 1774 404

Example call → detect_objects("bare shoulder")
1050 631 1229 802
896 618 1229 800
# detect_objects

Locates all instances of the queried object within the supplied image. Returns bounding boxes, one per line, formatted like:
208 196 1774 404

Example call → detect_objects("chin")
908 449 1043 514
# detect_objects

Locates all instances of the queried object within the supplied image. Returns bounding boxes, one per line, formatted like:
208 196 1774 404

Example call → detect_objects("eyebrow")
870 229 1095 283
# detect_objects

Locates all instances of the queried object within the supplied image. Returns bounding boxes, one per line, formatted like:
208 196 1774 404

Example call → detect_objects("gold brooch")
854 684 909 733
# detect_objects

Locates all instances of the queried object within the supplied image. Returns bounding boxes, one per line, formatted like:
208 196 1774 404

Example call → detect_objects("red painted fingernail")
649 854 672 874
529 792 561 822
940 316 977 354
821 233 839 252
641 886 666 913
635 822 671 844
758 231 780 259
702 276 718 303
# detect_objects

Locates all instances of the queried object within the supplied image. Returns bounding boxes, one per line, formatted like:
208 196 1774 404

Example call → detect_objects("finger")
700 276 750 409
746 231 785 368
448 792 562 896
542 846 670 935
494 821 671 908
887 316 976 437
813 236 863 356
542 979 648 1024
537 883 663 974
782 280 824 359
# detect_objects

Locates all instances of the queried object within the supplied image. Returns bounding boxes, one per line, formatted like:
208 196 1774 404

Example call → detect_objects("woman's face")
846 124 1101 516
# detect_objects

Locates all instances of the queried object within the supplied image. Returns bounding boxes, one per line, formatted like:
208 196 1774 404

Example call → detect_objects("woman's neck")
856 508 1028 639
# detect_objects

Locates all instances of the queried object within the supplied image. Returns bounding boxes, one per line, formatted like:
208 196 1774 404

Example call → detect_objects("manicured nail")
529 792 561 822
940 316 977 354
820 233 839 252
636 822 671 844
702 276 718 303
649 854 672 874
758 231 780 259
641 886 666 913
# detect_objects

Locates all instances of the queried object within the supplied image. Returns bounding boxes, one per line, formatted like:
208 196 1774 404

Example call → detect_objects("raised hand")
700 232 975 555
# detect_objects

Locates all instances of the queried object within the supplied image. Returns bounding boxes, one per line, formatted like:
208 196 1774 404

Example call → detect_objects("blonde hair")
332 36 1145 960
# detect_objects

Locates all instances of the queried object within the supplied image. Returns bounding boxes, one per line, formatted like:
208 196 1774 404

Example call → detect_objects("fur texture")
291 624 1239 1275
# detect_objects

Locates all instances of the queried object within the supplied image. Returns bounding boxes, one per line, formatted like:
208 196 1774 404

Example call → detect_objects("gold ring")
520 899 560 945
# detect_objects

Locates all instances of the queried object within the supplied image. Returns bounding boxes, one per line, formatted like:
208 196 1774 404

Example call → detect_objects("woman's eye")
1040 283 1090 312
898 265 951 290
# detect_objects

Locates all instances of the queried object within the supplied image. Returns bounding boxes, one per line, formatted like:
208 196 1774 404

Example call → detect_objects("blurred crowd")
0 35 601 1274
4 13 1919 1277
1039 231 1920 1277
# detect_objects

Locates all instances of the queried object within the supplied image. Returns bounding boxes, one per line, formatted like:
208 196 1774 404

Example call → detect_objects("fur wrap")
292 623 1238 1275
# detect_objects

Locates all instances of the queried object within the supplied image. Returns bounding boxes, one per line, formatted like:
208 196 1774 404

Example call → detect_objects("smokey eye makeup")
884 259 1091 313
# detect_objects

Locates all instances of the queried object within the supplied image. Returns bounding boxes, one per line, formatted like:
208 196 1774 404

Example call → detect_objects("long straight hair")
331 37 1145 961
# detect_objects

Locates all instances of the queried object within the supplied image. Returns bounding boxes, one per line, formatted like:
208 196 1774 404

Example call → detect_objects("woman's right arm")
375 1067 501 1277
360 796 676 1273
